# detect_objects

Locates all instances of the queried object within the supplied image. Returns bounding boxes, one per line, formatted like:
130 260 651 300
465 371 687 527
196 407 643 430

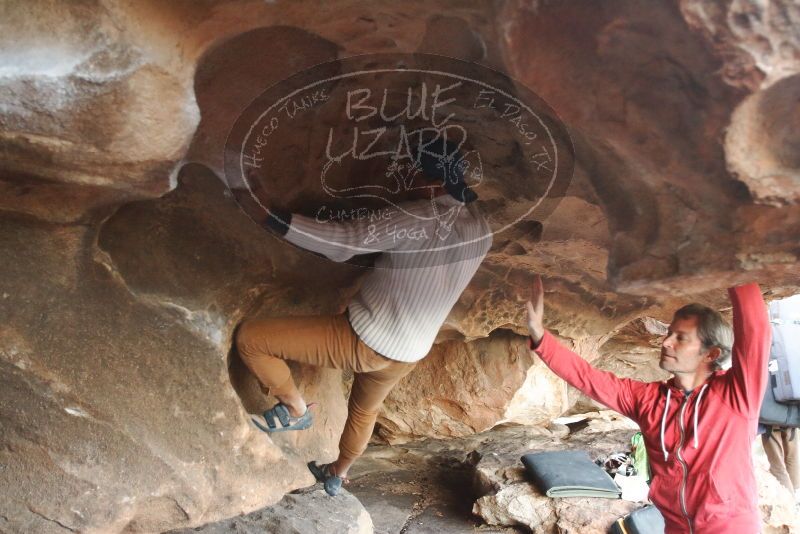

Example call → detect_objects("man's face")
660 315 714 375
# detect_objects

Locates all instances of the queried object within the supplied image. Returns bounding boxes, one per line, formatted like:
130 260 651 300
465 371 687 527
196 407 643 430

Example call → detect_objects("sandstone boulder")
0 165 356 533
165 487 373 534
377 331 556 443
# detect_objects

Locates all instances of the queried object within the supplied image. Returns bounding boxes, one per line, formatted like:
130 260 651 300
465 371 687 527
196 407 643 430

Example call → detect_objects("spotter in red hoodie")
530 284 770 534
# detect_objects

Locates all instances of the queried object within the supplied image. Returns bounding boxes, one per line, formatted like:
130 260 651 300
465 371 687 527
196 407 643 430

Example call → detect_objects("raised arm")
722 283 770 416
283 206 426 263
230 185 432 263
527 276 646 421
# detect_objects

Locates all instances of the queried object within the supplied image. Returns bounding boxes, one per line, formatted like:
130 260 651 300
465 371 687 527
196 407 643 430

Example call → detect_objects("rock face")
499 0 800 298
0 166 357 533
1 1 800 533
679 0 800 90
679 0 800 205
0 0 198 199
377 330 560 443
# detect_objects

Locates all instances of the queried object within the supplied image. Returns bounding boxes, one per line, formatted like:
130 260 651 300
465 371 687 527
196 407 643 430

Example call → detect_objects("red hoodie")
530 284 770 534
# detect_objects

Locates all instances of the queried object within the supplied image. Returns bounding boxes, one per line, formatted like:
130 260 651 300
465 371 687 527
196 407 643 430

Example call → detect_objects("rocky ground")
166 412 799 533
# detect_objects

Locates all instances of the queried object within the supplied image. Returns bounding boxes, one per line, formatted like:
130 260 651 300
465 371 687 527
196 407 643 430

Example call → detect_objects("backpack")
768 321 800 402
758 322 800 427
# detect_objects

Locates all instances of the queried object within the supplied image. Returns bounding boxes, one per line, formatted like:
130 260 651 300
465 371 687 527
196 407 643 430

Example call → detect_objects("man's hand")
526 274 545 345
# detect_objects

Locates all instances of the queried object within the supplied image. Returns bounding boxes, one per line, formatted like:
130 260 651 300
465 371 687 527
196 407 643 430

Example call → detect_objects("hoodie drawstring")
660 383 710 460
660 388 672 461
693 383 709 449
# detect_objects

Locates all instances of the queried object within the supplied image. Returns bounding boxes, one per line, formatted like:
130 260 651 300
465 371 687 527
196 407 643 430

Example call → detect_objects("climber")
233 135 492 496
525 275 770 534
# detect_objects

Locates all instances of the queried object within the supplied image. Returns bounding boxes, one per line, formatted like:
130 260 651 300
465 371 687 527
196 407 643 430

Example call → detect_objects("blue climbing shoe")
252 402 314 433
308 461 348 496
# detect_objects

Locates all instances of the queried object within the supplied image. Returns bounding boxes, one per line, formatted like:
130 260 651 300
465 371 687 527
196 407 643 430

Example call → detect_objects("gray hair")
673 303 734 370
